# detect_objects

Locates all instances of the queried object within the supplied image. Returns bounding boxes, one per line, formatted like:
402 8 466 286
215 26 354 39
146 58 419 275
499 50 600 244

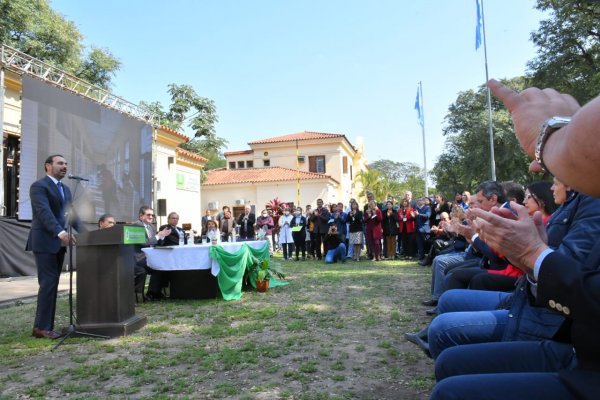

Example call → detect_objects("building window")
350 165 353 180
246 160 253 168
263 159 270 167
343 156 348 174
309 155 326 174
237 161 245 169
229 161 236 169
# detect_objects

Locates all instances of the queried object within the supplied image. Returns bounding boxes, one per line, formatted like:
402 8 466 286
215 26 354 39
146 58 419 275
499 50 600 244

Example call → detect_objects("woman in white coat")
278 208 294 260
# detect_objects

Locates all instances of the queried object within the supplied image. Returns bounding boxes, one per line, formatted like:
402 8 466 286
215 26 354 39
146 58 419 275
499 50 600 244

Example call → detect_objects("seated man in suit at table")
158 212 188 246
133 206 171 300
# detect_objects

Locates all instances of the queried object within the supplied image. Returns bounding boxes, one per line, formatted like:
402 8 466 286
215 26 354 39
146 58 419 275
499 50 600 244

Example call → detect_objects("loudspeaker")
157 199 167 217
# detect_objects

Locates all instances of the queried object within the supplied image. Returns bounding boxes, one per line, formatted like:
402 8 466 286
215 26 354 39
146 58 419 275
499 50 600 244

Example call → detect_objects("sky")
51 0 546 172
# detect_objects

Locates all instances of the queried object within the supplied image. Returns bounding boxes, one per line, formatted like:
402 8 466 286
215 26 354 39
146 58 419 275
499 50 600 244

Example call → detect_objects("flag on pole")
414 87 424 128
475 0 482 50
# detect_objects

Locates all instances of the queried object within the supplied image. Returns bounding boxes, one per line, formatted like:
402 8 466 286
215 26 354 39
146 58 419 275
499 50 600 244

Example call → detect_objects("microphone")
68 174 90 182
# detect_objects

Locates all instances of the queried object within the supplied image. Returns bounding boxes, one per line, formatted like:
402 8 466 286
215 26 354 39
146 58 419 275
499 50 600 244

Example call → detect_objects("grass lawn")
0 255 435 399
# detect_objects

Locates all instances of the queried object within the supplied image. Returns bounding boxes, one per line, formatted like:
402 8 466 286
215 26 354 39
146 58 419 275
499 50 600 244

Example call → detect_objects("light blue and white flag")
414 87 424 128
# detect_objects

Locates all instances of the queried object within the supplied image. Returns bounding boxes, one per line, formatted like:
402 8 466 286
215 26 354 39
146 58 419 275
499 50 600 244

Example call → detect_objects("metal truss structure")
0 45 156 125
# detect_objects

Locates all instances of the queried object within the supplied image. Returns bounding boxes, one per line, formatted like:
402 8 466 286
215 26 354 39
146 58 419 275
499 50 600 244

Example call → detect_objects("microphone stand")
53 178 108 351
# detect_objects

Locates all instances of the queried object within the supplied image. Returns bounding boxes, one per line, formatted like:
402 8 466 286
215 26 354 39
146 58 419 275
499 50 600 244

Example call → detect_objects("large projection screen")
19 76 153 223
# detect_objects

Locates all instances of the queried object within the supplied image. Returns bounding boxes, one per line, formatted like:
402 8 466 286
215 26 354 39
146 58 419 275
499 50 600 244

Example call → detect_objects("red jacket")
365 208 383 240
398 207 416 233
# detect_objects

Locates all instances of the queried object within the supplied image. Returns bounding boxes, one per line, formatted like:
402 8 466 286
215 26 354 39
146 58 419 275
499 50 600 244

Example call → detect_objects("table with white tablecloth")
141 240 269 299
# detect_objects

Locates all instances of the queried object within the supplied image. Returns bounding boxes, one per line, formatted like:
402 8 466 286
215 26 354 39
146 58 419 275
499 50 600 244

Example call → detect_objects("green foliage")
246 255 286 283
431 77 534 197
528 0 600 103
0 0 120 88
368 160 428 198
76 47 121 89
140 84 227 169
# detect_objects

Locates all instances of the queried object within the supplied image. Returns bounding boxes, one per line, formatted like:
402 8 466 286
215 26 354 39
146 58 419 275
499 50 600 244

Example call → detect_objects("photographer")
324 223 346 264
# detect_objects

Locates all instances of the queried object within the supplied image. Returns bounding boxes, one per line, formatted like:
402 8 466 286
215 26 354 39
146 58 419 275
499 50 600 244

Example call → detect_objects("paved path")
0 272 73 308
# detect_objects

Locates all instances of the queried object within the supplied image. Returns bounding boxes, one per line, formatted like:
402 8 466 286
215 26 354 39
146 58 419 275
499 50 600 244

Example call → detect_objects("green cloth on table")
209 242 287 300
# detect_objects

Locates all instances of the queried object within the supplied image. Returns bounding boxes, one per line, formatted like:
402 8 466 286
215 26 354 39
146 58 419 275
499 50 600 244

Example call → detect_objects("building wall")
154 140 202 228
224 137 365 205
2 74 22 135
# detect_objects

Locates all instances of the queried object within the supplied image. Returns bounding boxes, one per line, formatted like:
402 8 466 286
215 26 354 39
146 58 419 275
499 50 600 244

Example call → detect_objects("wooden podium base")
75 314 147 338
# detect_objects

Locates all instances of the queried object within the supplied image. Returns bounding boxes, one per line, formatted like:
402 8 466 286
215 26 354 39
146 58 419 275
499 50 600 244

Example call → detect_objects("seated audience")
428 79 600 400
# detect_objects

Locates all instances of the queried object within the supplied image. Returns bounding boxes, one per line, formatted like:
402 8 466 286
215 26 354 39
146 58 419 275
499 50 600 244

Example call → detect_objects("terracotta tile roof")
159 125 189 142
248 131 346 145
176 147 208 163
223 149 253 157
203 167 338 186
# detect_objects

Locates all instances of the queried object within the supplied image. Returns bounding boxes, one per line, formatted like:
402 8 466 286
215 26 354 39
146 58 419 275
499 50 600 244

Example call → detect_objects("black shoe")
404 327 429 346
421 299 438 307
426 308 437 316
146 291 164 301
404 331 432 358
419 258 431 266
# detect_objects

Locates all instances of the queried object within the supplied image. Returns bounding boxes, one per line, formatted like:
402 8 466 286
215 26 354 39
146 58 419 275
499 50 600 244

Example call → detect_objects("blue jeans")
430 341 576 400
429 289 511 359
325 243 347 264
431 252 478 300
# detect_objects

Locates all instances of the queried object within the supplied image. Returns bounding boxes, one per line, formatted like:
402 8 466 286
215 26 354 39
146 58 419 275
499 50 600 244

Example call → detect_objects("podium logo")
123 226 146 244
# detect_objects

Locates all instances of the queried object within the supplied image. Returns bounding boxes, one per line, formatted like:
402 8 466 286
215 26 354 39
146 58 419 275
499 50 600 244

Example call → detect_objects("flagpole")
480 0 496 181
419 81 428 198
296 139 300 207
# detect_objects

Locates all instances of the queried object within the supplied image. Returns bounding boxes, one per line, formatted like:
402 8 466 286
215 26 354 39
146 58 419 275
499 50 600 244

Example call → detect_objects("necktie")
57 181 65 202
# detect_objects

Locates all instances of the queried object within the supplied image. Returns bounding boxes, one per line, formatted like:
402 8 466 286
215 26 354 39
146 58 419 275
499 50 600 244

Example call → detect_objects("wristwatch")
535 116 571 173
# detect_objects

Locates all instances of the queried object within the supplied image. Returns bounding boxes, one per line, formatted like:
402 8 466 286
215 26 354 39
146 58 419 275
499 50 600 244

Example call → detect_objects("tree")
430 77 534 197
528 0 600 103
0 0 120 88
141 84 227 170
77 47 121 89
368 160 427 198
354 169 401 204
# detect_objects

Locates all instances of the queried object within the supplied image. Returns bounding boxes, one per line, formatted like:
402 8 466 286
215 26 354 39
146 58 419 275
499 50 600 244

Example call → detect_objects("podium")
76 225 147 337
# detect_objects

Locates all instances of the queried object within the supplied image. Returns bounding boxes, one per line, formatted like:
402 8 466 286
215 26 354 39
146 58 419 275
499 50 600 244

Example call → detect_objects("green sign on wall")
123 226 146 244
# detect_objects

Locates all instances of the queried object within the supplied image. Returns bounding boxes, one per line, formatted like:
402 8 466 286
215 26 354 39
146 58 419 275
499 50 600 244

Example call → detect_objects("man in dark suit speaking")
27 154 80 339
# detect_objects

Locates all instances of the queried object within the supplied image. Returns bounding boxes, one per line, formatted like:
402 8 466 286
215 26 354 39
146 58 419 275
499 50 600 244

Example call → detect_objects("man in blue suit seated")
428 80 600 400
27 154 81 339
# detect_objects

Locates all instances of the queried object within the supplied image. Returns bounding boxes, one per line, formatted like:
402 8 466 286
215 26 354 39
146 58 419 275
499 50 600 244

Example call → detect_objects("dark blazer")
237 212 256 239
536 241 600 400
290 215 307 238
347 210 364 233
158 224 187 246
311 207 331 234
382 209 399 236
133 219 158 267
26 176 79 253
